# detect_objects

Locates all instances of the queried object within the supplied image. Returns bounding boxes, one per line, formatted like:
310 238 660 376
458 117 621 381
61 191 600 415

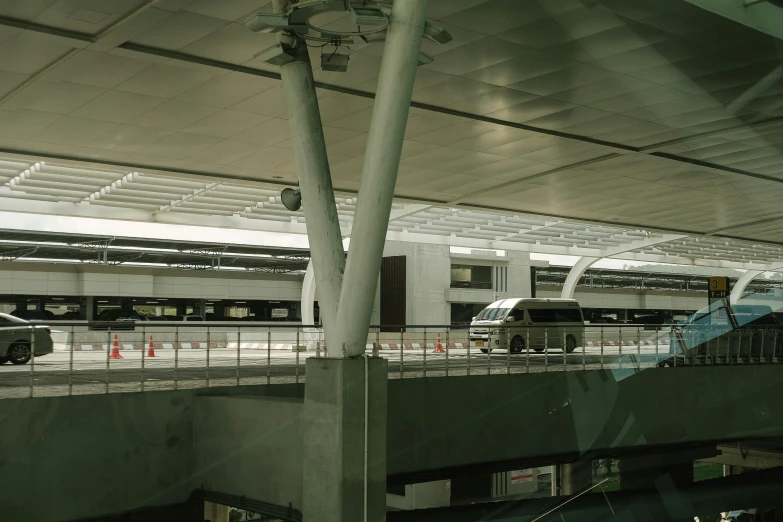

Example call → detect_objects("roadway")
0 345 674 399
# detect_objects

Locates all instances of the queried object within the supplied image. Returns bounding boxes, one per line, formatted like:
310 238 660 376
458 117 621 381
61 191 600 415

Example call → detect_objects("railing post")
106 327 111 394
423 326 427 378
466 327 471 376
174 325 179 390
600 326 604 370
637 326 641 370
563 330 568 372
619 329 623 370
544 327 548 372
400 327 404 378
141 324 146 392
507 326 511 375
487 331 491 375
29 324 35 399
445 327 450 377
236 326 241 386
655 328 659 366
206 326 210 388
526 328 530 374
773 329 779 363
296 327 300 384
267 327 271 385
69 324 74 396
582 329 586 371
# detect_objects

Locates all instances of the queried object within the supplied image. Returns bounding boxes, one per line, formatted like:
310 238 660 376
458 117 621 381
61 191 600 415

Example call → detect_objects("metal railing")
1 322 779 399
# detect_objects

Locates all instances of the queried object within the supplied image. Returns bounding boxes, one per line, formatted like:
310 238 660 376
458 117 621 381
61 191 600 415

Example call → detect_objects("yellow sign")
709 277 728 292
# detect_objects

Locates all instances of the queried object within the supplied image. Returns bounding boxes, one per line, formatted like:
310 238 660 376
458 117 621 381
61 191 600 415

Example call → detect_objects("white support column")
300 260 321 350
561 257 599 300
560 234 687 300
731 269 763 304
279 36 345 345
332 0 429 357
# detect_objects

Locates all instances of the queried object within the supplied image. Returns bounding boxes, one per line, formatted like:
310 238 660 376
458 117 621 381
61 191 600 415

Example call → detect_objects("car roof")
484 298 580 309
0 312 28 323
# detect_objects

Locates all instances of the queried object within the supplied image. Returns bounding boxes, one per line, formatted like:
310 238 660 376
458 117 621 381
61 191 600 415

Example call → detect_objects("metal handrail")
1 323 779 400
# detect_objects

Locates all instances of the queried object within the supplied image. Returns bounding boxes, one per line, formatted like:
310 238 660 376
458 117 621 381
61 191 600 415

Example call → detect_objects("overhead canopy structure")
0 228 310 272
0 0 779 269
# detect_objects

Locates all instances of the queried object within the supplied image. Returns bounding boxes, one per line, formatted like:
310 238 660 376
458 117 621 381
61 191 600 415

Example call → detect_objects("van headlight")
491 329 501 335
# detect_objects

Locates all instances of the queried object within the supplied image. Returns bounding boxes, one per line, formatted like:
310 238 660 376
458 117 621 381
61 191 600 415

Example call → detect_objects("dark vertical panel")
530 266 537 298
381 255 406 332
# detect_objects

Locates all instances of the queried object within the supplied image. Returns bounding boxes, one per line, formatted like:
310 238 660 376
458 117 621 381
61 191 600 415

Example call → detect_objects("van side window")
555 309 583 323
528 309 556 323
508 309 524 322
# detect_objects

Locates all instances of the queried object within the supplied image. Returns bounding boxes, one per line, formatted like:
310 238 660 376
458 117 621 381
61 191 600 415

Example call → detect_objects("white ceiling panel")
129 99 221 131
0 0 775 249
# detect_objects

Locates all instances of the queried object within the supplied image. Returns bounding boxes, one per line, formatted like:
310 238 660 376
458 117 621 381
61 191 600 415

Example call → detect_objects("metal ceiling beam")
155 182 222 214
0 1 160 107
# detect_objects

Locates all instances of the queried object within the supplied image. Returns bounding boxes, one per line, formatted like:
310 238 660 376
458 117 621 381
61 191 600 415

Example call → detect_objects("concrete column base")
561 459 592 495
303 357 388 522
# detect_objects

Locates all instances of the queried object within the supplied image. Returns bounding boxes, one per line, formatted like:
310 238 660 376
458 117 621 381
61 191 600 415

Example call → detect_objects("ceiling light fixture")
244 12 291 33
254 33 300 66
245 1 453 73
422 21 453 44
321 46 350 72
350 3 387 26
281 188 302 212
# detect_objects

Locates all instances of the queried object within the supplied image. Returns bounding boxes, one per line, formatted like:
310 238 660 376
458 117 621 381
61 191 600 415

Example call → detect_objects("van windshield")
475 307 510 321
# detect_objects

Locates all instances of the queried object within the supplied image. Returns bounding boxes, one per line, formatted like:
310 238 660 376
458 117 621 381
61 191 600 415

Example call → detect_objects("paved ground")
0 345 681 399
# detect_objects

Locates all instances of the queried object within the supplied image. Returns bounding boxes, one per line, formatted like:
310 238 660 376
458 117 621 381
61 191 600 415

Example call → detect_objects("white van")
470 298 584 354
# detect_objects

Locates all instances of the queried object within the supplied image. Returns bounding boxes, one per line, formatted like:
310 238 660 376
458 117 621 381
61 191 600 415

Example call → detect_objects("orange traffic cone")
433 332 445 353
110 334 123 359
147 335 156 358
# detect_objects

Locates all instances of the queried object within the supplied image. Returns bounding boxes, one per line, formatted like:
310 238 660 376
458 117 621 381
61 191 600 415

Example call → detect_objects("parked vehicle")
470 298 585 354
90 309 142 331
0 312 53 365
10 309 55 321
164 315 204 321
666 302 782 365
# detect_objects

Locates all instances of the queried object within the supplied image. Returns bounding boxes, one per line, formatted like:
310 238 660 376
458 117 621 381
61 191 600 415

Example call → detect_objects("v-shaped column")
279 43 345 347
280 0 428 358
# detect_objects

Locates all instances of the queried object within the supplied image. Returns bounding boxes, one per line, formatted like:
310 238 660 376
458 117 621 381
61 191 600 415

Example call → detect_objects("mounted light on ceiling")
245 12 291 33
417 51 434 66
350 3 387 26
281 188 302 212
254 33 300 66
422 21 453 44
245 1 454 73
321 46 350 72
360 31 387 43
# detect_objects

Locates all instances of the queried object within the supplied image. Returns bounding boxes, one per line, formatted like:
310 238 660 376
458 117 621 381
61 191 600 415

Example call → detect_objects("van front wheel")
565 335 577 353
510 336 525 353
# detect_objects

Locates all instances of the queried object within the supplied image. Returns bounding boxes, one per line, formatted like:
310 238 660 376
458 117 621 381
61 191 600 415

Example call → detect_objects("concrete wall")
6 365 783 521
384 241 451 325
386 365 783 479
192 396 304 510
0 391 196 522
0 262 302 301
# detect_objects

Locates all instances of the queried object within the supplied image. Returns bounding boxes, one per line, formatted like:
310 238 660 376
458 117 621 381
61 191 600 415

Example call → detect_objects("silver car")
0 312 54 365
